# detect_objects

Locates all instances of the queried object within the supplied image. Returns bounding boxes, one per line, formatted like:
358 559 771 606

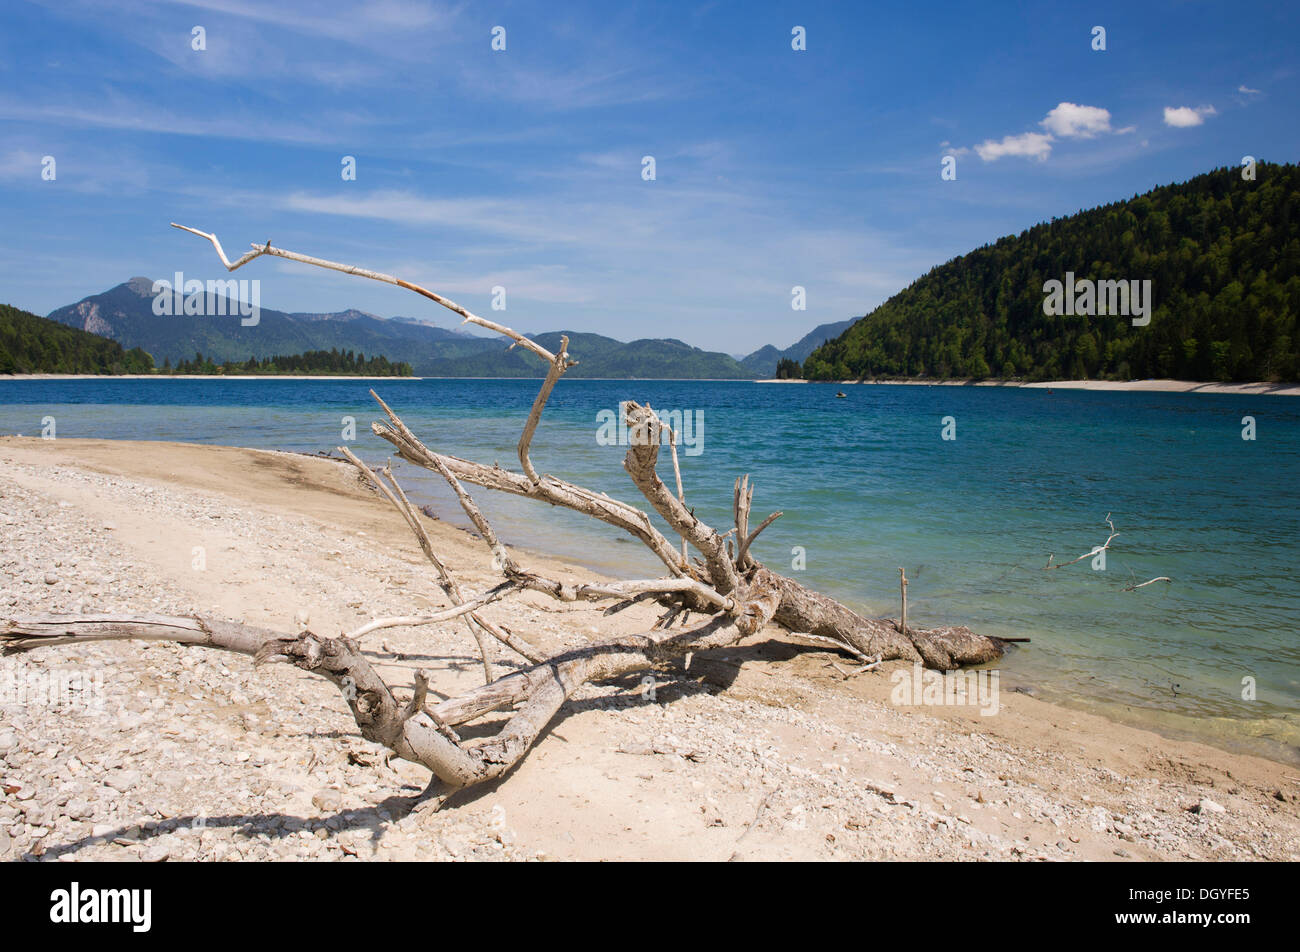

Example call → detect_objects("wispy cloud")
0 95 367 146
0 150 54 187
87 0 459 48
279 189 583 243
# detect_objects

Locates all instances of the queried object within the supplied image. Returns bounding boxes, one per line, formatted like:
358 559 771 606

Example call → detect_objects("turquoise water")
2 377 1298 760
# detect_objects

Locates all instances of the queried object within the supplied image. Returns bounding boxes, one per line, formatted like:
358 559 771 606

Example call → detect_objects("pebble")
312 789 342 813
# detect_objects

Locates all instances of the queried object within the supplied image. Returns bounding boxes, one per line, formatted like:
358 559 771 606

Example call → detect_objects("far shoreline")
5 374 1299 396
0 373 425 381
756 377 1300 396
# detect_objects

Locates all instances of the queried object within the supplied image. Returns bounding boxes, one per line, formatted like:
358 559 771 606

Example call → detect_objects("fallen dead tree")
2 227 1020 807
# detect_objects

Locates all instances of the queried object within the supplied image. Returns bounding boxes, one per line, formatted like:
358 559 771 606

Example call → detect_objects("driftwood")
1 228 1019 806
1045 513 1119 570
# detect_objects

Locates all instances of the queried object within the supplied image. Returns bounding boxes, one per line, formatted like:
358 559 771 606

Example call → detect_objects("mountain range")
41 276 846 379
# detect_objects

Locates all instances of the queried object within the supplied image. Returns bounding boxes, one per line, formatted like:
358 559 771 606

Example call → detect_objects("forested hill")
803 163 1300 383
417 330 754 378
0 304 154 374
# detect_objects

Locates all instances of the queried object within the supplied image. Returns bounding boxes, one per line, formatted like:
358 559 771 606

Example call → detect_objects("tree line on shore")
165 349 413 376
0 303 154 374
0 303 413 377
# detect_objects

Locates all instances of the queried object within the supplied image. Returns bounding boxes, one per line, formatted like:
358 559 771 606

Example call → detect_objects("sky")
1 0 1296 353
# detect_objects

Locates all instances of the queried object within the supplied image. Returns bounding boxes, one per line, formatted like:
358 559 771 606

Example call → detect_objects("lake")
3 376 1297 761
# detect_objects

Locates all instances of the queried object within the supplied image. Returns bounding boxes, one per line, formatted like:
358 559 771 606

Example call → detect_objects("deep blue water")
2 377 1298 759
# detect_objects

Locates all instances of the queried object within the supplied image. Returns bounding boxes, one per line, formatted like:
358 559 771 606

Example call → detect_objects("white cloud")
974 102 1131 163
974 131 1054 162
1040 102 1113 138
1163 105 1217 127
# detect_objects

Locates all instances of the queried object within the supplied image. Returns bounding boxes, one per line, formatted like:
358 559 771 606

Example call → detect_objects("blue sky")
1 0 1296 353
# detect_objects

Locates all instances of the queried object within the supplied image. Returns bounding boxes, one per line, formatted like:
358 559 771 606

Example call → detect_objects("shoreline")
1 436 1297 860
0 374 425 381
1 375 751 382
0 436 1293 763
8 373 1298 395
757 377 1300 395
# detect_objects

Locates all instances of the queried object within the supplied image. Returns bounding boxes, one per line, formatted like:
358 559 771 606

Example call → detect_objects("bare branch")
172 223 558 364
170 224 269 271
346 581 523 640
403 669 433 724
518 335 573 483
1123 576 1173 591
1045 513 1121 570
736 510 782 568
899 567 909 636
663 410 689 563
340 445 503 677
622 402 740 593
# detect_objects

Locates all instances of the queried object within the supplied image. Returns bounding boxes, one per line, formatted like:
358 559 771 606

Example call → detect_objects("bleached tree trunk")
2 228 1019 805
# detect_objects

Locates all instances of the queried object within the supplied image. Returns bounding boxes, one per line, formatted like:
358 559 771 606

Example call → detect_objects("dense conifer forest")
0 304 155 374
803 163 1300 382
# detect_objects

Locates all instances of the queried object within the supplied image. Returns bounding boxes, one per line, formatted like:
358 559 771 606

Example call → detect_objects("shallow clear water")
3 377 1297 761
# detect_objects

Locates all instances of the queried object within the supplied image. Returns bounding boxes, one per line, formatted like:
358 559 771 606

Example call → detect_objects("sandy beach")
1021 379 1300 395
1 437 1297 861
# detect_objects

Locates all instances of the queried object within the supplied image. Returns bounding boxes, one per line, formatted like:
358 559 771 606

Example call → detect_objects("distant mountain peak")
740 318 859 376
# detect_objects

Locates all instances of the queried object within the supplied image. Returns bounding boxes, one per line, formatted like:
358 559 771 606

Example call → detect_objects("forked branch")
1045 513 1120 570
1 226 1023 804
